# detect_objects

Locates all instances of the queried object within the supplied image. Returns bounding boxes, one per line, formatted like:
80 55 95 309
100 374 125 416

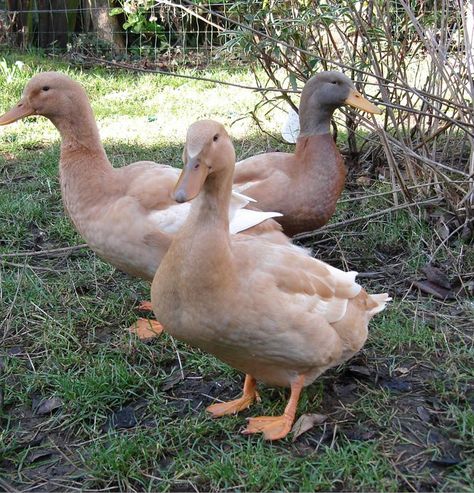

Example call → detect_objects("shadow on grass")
1 132 472 492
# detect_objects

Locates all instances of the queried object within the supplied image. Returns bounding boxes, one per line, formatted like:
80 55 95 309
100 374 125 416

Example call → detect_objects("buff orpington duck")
234 71 382 236
151 120 390 440
0 72 283 335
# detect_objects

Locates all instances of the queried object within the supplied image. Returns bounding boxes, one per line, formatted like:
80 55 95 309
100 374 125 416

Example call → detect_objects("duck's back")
234 134 346 236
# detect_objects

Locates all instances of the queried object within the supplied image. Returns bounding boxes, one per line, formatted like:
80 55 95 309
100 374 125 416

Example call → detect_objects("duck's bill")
174 157 209 203
0 99 35 125
344 90 382 114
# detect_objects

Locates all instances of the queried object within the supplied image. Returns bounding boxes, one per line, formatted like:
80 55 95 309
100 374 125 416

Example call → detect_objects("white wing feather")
149 190 282 235
281 107 300 143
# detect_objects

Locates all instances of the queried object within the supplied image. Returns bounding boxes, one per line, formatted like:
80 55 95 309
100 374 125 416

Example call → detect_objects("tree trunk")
87 0 125 51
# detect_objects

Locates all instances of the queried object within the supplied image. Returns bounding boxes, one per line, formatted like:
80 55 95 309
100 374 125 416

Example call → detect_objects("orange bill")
344 89 382 114
0 99 35 125
174 156 209 203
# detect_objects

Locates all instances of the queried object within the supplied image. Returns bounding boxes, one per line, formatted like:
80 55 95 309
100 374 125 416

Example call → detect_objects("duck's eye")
213 134 219 142
42 86 50 91
331 80 338 85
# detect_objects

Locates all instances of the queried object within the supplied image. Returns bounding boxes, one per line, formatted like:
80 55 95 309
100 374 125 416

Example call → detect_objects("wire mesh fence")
1 0 233 65
1 0 473 242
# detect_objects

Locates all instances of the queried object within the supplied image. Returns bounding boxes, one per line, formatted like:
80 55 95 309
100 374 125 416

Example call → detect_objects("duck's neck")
52 102 115 225
188 167 233 237
175 165 235 292
299 104 336 137
50 102 111 173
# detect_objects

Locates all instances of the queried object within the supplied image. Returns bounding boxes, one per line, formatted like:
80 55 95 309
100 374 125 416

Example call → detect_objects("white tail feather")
368 293 391 315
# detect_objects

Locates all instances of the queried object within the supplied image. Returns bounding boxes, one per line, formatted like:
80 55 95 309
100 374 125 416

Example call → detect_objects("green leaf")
289 73 298 92
109 7 123 16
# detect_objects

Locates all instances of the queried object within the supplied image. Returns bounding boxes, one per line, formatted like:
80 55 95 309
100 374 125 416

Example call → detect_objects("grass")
0 51 473 492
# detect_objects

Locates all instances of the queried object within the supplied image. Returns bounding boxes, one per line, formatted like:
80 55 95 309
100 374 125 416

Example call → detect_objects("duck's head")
0 72 89 125
299 71 381 126
174 119 235 203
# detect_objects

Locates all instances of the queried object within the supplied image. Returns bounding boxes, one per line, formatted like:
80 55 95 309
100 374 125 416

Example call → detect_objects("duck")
0 72 284 336
151 119 390 440
233 71 382 236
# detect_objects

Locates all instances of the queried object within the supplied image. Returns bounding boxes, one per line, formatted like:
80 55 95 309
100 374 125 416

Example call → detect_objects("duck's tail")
367 293 391 316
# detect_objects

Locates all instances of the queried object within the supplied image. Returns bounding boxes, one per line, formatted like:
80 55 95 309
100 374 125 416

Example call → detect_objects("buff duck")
233 71 382 236
151 120 390 440
0 72 283 335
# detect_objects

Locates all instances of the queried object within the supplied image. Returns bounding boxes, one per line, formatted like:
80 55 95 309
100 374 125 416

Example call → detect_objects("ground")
0 52 472 492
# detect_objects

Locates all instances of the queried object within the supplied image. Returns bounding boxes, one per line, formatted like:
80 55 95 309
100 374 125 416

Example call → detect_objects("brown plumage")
0 72 285 282
152 119 390 440
233 71 382 236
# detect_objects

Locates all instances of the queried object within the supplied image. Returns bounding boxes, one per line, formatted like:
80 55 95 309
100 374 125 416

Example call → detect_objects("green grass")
1 51 473 491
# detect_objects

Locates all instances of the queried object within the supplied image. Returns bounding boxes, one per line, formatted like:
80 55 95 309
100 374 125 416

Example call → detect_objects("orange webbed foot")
207 390 260 417
128 317 164 340
242 374 305 440
207 374 259 418
243 414 294 440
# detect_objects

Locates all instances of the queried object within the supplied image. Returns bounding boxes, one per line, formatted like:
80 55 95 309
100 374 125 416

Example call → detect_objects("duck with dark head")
233 71 382 236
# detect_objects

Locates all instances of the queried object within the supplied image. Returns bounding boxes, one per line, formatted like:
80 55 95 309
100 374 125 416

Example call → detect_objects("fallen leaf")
427 429 445 445
333 382 357 397
356 176 372 186
292 413 327 441
34 396 63 416
7 346 24 357
27 449 56 464
138 300 153 311
412 280 454 300
380 378 412 392
343 427 376 441
434 219 450 241
416 405 431 423
348 365 371 377
128 318 164 340
431 455 461 467
421 264 451 289
396 367 410 375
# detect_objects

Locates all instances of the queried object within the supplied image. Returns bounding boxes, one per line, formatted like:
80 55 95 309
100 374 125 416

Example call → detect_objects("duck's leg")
207 374 260 417
128 301 164 340
243 374 305 440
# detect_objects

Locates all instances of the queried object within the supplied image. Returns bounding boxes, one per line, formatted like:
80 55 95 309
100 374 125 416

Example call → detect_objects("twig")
293 198 441 241
0 260 65 273
0 477 19 493
338 181 469 204
0 244 87 259
431 219 473 259
157 0 224 32
73 54 300 94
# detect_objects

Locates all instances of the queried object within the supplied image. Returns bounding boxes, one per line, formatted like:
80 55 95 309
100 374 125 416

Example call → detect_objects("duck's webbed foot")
243 415 293 440
207 374 259 417
242 374 305 441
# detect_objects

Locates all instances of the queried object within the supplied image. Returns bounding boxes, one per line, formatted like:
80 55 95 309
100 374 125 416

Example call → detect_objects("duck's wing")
281 107 300 143
120 162 283 237
236 239 362 323
229 191 283 234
